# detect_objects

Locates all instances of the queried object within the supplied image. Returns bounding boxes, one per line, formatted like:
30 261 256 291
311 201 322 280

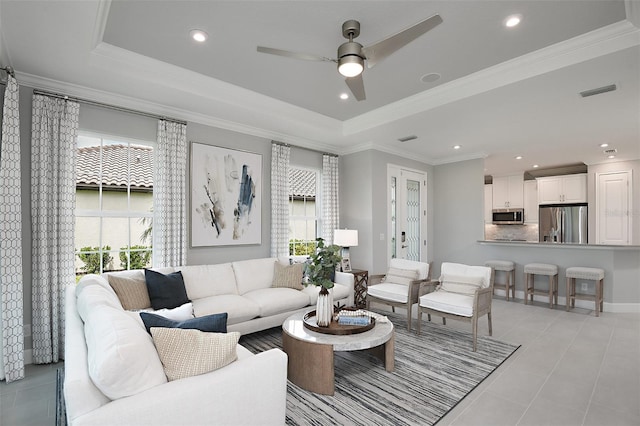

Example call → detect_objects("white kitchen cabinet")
484 184 493 223
537 174 587 204
596 171 631 245
492 175 524 209
523 180 538 223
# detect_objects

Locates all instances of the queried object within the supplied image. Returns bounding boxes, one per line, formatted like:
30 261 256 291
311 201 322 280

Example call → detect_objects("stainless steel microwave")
492 208 524 225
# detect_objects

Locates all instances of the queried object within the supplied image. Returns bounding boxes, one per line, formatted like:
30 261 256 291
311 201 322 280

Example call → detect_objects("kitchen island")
477 240 640 312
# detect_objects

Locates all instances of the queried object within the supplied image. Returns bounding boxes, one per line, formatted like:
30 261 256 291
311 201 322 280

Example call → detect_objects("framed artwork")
341 258 352 272
190 142 262 247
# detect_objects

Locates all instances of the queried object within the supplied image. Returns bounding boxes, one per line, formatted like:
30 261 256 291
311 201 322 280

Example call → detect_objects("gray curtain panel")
270 143 290 258
321 154 339 244
0 74 25 382
30 94 80 364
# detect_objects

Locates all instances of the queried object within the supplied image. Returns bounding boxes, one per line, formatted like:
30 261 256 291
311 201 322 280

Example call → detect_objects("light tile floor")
0 299 638 426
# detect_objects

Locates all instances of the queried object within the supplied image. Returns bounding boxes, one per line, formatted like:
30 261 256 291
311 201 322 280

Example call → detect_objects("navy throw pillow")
140 312 228 335
144 269 190 310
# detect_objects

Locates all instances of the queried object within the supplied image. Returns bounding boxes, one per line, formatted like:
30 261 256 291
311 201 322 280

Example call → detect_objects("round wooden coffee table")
282 310 395 395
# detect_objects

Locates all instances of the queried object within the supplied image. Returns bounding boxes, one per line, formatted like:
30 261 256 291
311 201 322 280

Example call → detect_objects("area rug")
56 368 67 426
240 312 519 426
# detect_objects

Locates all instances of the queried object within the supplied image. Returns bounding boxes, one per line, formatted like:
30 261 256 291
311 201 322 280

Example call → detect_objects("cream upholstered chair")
417 262 494 351
366 259 431 331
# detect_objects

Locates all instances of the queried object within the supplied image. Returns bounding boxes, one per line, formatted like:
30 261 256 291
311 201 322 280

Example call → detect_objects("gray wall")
339 149 434 276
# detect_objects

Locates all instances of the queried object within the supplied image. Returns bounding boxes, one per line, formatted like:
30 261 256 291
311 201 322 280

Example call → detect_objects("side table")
351 269 368 308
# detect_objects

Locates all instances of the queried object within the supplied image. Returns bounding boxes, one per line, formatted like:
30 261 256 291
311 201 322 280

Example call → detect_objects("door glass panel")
390 176 397 259
405 179 420 261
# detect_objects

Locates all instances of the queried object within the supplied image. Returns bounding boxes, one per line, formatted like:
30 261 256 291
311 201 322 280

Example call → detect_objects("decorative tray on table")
303 310 375 335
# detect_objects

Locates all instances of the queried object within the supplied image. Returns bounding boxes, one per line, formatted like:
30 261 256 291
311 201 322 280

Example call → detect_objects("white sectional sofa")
65 257 354 425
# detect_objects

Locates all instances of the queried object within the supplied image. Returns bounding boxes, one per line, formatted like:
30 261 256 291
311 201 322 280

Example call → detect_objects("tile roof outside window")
76 144 153 190
289 168 315 199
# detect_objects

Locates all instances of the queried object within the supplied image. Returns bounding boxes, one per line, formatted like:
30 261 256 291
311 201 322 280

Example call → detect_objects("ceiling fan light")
338 56 364 77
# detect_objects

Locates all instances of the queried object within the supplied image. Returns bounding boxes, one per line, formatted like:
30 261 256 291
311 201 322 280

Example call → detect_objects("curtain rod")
272 141 338 157
32 89 187 126
0 66 15 86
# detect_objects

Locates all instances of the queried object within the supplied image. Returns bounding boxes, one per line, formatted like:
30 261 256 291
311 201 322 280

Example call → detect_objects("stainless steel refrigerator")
539 204 588 243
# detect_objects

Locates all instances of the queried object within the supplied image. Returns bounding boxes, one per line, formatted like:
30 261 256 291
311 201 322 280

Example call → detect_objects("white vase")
316 287 333 327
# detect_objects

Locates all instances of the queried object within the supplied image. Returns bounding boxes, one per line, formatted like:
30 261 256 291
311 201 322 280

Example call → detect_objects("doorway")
388 165 427 262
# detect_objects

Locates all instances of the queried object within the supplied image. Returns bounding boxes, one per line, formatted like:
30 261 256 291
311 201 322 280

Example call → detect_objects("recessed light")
504 15 522 28
190 29 208 43
515 156 523 160
533 164 539 168
600 143 609 148
421 73 441 83
608 155 616 159
453 145 461 150
339 93 349 100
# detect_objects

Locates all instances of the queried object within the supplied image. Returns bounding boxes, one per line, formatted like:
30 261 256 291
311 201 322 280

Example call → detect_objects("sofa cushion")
138 302 194 321
140 311 228 334
302 283 351 305
151 328 240 381
242 288 310 317
419 291 474 317
232 258 278 295
179 263 238 299
107 274 152 310
367 283 409 303
77 281 123 322
144 269 190 310
271 261 304 290
83 305 167 399
390 258 430 280
439 274 485 296
191 295 260 325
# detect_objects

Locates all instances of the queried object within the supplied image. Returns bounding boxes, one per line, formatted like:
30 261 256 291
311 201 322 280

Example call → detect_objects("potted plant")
306 238 342 326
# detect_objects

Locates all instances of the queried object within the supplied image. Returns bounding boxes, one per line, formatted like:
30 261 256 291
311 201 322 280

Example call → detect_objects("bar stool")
566 267 605 317
485 260 515 301
524 263 558 308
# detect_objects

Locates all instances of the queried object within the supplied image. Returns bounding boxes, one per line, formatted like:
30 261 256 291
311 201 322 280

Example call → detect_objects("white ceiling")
1 0 639 177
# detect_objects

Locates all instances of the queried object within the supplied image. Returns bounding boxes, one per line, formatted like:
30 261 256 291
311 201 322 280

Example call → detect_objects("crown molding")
627 0 640 28
430 152 488 166
344 20 640 136
16 71 338 151
91 0 111 50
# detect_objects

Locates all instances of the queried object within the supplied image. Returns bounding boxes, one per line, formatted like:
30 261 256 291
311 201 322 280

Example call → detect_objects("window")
74 133 154 279
288 167 320 255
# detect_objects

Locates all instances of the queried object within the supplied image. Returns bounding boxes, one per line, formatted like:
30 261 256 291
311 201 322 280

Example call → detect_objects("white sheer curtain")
153 120 187 267
0 74 24 382
321 154 339 244
270 143 290 258
31 94 80 364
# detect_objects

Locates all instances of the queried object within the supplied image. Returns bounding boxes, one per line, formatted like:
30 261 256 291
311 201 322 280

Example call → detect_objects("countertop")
478 240 640 250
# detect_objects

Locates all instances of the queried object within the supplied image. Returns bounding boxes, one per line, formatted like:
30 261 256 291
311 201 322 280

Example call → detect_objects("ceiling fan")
257 14 443 101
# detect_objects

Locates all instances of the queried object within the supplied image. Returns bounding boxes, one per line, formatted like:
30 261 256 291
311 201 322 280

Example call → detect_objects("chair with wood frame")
366 259 432 331
417 262 494 351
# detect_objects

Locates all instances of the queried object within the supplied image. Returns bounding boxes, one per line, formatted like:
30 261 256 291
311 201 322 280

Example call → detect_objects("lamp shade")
334 229 358 247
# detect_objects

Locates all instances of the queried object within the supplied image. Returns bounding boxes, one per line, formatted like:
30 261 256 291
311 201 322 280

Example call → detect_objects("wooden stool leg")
599 279 604 313
566 277 571 311
510 270 516 300
595 279 601 317
505 270 511 301
548 275 553 308
554 275 558 306
524 273 529 305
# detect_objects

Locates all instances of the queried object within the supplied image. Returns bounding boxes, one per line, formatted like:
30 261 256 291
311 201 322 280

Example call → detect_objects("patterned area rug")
56 368 67 426
240 312 519 426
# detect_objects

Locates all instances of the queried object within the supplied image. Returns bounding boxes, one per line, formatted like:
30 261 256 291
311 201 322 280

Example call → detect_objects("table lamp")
333 229 358 272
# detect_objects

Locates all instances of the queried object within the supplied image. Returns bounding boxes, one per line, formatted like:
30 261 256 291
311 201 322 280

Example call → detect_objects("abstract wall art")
190 142 262 246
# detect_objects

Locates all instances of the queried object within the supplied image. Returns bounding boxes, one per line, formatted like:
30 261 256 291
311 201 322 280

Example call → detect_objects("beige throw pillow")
151 328 240 381
108 275 152 310
271 261 304 290
439 274 485 296
383 267 419 286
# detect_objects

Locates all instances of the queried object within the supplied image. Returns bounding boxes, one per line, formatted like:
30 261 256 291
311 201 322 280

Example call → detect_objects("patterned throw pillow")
383 267 419 286
150 328 240 381
271 261 304 290
439 274 485 296
108 275 152 310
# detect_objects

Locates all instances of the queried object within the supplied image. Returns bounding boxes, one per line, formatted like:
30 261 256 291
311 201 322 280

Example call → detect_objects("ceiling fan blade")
257 46 335 62
362 14 443 69
345 75 366 101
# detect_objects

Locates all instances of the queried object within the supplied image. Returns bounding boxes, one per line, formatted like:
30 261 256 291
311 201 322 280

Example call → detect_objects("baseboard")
493 289 640 313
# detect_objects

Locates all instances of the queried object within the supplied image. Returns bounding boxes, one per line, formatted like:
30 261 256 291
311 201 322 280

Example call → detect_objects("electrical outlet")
581 282 588 291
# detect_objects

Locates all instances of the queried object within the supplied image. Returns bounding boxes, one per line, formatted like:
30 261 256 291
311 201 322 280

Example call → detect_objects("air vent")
603 148 617 155
397 135 417 142
580 84 617 98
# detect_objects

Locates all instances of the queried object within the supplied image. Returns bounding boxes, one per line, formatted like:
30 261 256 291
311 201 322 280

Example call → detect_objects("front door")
388 166 427 262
